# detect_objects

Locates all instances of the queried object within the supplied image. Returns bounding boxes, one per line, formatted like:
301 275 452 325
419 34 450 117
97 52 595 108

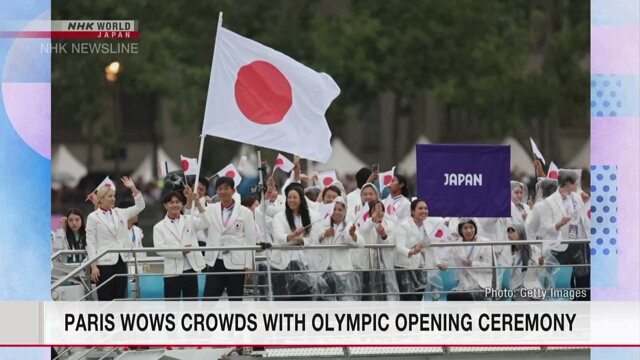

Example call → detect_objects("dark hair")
64 208 86 250
286 182 304 192
241 194 258 209
394 174 410 198
557 170 577 188
321 185 342 202
410 198 426 211
510 223 531 273
304 187 321 202
368 200 383 217
540 179 558 198
355 167 372 189
117 199 138 226
457 218 478 238
284 185 311 236
215 176 235 189
162 190 185 204
198 177 209 191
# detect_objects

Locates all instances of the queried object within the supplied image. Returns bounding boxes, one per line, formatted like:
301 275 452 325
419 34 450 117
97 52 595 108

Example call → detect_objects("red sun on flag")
363 212 369 222
182 159 190 171
386 205 393 215
235 61 293 125
549 171 558 180
383 175 393 186
105 183 112 187
323 177 334 186
587 209 591 219
275 158 284 166
435 229 444 238
226 170 236 178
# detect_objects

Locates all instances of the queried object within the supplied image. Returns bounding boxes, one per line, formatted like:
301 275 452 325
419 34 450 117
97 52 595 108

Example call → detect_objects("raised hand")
580 192 590 203
121 176 136 190
59 217 68 230
376 223 387 237
349 224 357 237
538 256 545 265
324 228 335 238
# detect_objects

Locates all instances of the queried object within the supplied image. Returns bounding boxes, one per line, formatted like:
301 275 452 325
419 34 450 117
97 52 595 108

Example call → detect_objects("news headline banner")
31 302 632 346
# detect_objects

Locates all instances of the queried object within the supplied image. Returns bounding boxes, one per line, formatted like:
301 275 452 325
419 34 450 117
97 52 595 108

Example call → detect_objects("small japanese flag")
355 202 371 229
158 161 169 177
237 156 247 172
548 161 559 180
530 138 546 165
317 170 337 189
382 195 398 223
319 202 335 220
543 231 563 252
180 155 198 176
274 153 295 173
573 200 591 220
378 166 396 194
95 176 116 192
429 222 452 242
216 164 243 187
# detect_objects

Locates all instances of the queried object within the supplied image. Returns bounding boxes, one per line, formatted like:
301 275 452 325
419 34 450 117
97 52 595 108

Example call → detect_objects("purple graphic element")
591 26 640 74
591 117 640 300
1 82 51 159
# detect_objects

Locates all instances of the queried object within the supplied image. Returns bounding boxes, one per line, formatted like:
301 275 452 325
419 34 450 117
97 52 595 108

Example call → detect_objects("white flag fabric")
319 202 335 221
201 26 340 163
180 155 198 176
158 161 169 178
95 176 115 192
355 202 371 229
382 195 398 223
317 170 337 189
274 153 295 173
378 166 396 194
429 221 452 242
237 156 247 172
548 161 559 180
216 164 243 187
543 231 563 252
530 138 546 165
573 200 591 220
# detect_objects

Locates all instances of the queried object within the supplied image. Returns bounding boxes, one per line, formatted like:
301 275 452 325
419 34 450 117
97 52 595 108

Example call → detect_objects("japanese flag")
274 153 295 173
216 164 243 187
382 195 398 223
319 202 335 221
543 231 563 252
95 176 115 192
201 23 340 163
547 161 559 180
378 166 396 194
180 155 198 176
429 222 452 242
355 202 371 229
317 170 337 189
530 138 546 165
574 200 591 220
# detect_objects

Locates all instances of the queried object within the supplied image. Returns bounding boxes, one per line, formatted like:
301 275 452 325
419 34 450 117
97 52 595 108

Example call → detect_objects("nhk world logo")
0 20 139 39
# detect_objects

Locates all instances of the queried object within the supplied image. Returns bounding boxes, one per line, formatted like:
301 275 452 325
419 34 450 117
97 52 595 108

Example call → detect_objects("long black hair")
395 174 410 198
284 184 311 236
509 223 531 272
65 208 86 250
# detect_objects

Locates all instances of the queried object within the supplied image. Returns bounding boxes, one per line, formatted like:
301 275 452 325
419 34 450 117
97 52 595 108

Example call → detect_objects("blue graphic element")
591 0 640 25
591 75 640 117
590 165 618 287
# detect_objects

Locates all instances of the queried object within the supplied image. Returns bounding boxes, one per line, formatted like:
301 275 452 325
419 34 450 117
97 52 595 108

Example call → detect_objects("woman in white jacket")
86 176 145 301
154 188 208 300
394 199 448 301
271 184 327 300
317 197 363 300
511 181 529 226
387 174 412 222
507 224 547 301
526 178 558 239
53 208 86 264
446 218 494 301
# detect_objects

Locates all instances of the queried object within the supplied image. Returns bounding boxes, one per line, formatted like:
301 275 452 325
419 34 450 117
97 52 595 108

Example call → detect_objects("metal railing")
51 239 590 302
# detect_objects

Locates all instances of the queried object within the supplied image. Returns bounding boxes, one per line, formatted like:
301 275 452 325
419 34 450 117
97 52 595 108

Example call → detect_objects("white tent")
313 138 367 175
398 135 431 177
131 147 180 183
230 143 259 177
51 144 87 188
566 139 590 169
502 136 534 173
